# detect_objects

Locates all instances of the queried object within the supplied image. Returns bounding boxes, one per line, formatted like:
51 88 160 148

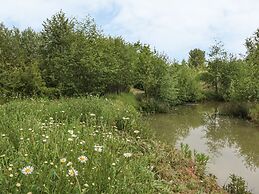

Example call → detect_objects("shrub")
249 104 259 124
224 174 252 194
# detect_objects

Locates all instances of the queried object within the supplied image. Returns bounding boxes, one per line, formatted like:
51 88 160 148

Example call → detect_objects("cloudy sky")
0 0 258 60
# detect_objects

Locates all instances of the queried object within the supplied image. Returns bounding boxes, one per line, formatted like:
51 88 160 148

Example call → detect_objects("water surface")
148 103 259 193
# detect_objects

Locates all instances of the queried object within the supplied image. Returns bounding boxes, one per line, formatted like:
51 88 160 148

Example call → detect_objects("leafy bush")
224 174 252 194
249 104 259 124
219 102 251 119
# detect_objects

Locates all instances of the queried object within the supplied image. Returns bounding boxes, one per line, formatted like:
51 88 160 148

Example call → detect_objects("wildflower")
80 140 86 145
1 134 6 137
84 183 89 187
9 164 13 167
28 128 32 131
133 130 140 134
68 138 73 142
20 128 23 131
78 155 88 163
8 167 12 171
16 183 21 187
123 153 133 158
67 162 73 166
94 145 103 152
68 168 78 177
24 154 28 157
21 166 34 175
50 162 54 165
68 130 74 135
27 192 32 194
90 113 96 117
108 177 111 180
112 163 116 166
42 139 47 143
9 174 14 177
44 161 48 164
71 134 77 138
60 158 66 163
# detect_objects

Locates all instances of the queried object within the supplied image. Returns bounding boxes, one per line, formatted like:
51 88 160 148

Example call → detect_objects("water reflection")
148 103 259 193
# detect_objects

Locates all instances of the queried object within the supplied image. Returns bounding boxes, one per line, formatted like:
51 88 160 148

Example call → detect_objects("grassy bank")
0 97 225 193
219 102 259 124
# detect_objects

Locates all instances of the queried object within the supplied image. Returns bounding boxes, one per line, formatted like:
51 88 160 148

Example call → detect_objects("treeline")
0 11 169 99
0 11 258 106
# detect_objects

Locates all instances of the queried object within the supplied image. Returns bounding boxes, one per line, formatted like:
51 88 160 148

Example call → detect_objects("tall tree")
40 11 75 94
207 41 227 97
188 48 205 68
245 29 259 100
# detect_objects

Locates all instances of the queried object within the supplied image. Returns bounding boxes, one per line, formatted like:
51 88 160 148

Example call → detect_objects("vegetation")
0 11 258 115
0 10 258 193
224 174 252 194
0 97 225 193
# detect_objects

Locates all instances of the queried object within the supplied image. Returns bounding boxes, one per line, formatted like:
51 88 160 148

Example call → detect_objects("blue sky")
0 0 259 60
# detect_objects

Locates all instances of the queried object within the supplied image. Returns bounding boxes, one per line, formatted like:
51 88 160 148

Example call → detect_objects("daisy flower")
68 168 78 177
94 145 103 152
78 155 88 163
60 158 66 163
21 166 34 175
123 153 133 158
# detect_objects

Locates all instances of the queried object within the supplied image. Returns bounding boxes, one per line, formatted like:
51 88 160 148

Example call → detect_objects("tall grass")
0 97 225 193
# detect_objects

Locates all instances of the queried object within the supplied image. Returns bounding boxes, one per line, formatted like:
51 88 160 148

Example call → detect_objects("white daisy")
78 155 88 163
123 153 133 158
60 158 66 163
94 145 103 152
68 168 78 177
21 166 34 175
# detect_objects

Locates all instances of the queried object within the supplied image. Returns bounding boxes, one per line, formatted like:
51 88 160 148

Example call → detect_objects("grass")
0 96 225 193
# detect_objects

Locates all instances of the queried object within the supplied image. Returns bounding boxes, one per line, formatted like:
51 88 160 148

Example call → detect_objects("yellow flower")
16 183 21 187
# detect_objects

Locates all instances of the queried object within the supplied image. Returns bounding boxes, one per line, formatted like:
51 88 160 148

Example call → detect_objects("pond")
148 103 259 194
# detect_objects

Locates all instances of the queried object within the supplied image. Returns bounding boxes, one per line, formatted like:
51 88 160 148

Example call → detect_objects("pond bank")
0 97 226 193
148 103 259 194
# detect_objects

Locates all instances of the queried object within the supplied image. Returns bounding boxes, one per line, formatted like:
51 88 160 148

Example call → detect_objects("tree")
244 29 259 100
188 48 205 68
206 41 227 98
40 11 75 94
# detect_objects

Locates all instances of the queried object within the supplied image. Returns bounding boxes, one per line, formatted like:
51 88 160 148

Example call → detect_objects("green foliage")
0 97 225 193
0 11 259 114
219 102 251 119
105 92 139 109
224 174 252 194
188 48 206 68
249 104 259 123
161 65 206 105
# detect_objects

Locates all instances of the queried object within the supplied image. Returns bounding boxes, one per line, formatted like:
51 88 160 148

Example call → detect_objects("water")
148 103 259 194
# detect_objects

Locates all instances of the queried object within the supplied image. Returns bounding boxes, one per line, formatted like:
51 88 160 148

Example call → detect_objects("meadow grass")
0 97 225 193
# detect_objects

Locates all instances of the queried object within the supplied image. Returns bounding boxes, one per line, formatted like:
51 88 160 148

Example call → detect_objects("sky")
0 0 259 60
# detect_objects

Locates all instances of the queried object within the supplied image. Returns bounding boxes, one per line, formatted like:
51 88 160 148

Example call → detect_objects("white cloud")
0 0 258 59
